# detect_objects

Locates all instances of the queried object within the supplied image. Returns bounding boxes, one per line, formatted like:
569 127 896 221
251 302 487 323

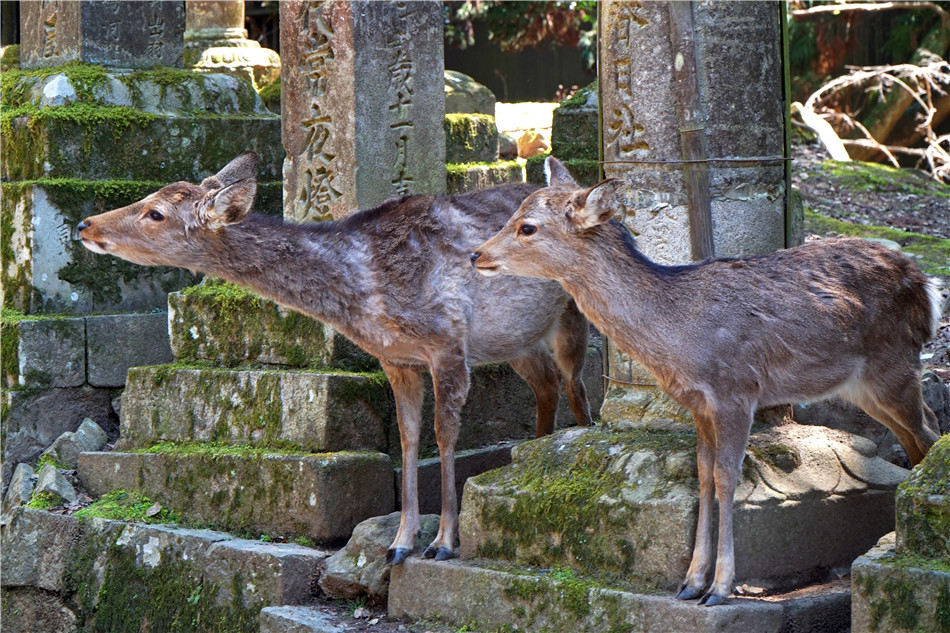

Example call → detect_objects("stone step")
167 281 378 372
77 449 394 544
459 424 908 593
389 557 851 633
117 351 604 457
259 606 346 633
446 160 526 194
1 507 327 633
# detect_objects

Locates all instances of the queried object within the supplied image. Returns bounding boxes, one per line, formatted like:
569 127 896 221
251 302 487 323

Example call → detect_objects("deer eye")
518 223 537 236
147 209 165 222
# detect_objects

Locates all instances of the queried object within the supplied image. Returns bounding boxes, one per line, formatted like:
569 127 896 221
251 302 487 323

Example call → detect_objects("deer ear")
567 179 623 230
545 157 577 188
198 178 256 229
200 151 260 189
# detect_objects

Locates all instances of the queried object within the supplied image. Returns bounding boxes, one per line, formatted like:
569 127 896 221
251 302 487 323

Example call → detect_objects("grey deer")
77 151 593 564
471 157 942 606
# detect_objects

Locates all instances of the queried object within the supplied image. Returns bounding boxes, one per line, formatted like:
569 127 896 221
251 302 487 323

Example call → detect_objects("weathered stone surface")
41 418 108 470
260 606 346 633
78 450 394 543
444 70 495 115
551 81 599 163
20 1 185 69
445 114 499 164
320 512 439 602
895 434 950 559
2 385 114 488
116 366 393 453
446 161 526 194
398 444 514 516
460 425 905 591
2 463 36 516
0 587 77 633
390 557 789 633
851 533 950 633
34 464 76 505
281 0 446 222
86 313 174 387
6 316 85 388
1 507 326 632
167 283 377 371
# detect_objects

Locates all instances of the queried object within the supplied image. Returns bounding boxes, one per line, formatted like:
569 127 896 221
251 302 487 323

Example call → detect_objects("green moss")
895 434 950 559
825 160 950 199
131 440 329 460
258 79 280 113
557 81 597 110
26 490 62 510
74 489 180 524
0 44 19 71
748 443 802 471
36 453 68 471
1 308 24 385
804 210 950 277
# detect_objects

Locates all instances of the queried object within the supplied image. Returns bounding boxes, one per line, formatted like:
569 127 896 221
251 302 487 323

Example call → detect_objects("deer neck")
197 214 373 333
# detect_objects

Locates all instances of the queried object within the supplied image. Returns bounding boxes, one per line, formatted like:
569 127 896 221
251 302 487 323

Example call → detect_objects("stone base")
389 557 851 633
446 161 526 194
1 508 327 633
77 450 394 543
460 425 907 592
851 533 950 633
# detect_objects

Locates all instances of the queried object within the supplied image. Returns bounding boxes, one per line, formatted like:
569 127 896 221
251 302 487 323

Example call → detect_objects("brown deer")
77 151 593 564
472 157 943 606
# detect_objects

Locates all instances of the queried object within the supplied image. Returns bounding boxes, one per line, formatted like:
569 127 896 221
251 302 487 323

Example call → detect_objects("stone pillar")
280 1 446 222
184 0 281 89
19 0 184 69
598 0 788 426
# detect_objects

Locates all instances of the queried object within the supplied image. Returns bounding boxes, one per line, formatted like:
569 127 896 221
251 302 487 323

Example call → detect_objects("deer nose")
470 252 481 267
77 220 89 232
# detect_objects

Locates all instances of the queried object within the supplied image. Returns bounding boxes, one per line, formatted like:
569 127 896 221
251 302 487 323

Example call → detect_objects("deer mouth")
80 237 112 254
473 263 501 276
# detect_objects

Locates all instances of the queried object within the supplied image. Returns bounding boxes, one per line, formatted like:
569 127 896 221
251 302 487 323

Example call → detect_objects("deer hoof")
423 545 457 561
699 591 728 607
386 547 411 566
676 584 703 601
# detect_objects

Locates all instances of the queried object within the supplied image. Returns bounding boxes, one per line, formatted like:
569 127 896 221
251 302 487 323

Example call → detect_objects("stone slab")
260 606 346 633
1 507 327 632
77 450 394 543
116 366 393 453
2 385 115 489
5 317 85 388
460 425 905 592
392 557 857 633
86 313 174 387
20 1 185 69
445 114 499 164
42 417 108 469
851 533 950 633
167 284 378 371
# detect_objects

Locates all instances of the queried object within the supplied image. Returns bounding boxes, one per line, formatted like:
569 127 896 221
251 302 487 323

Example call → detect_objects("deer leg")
677 414 716 600
510 346 561 437
383 363 426 566
424 348 470 560
552 299 594 428
701 409 754 606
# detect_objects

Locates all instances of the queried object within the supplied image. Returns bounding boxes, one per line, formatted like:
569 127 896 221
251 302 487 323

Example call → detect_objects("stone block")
460 425 905 592
390 557 790 633
895 434 950 559
280 0 445 222
1 507 326 632
551 81 599 162
852 533 950 633
167 283 377 371
2 385 115 488
0 587 77 633
86 313 174 387
446 161 526 194
526 154 600 187
116 366 393 453
260 606 346 633
2 463 36 517
320 512 439 602
444 70 496 115
42 418 108 470
444 114 499 164
78 450 394 544
34 464 77 506
3 316 85 388
20 1 185 69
